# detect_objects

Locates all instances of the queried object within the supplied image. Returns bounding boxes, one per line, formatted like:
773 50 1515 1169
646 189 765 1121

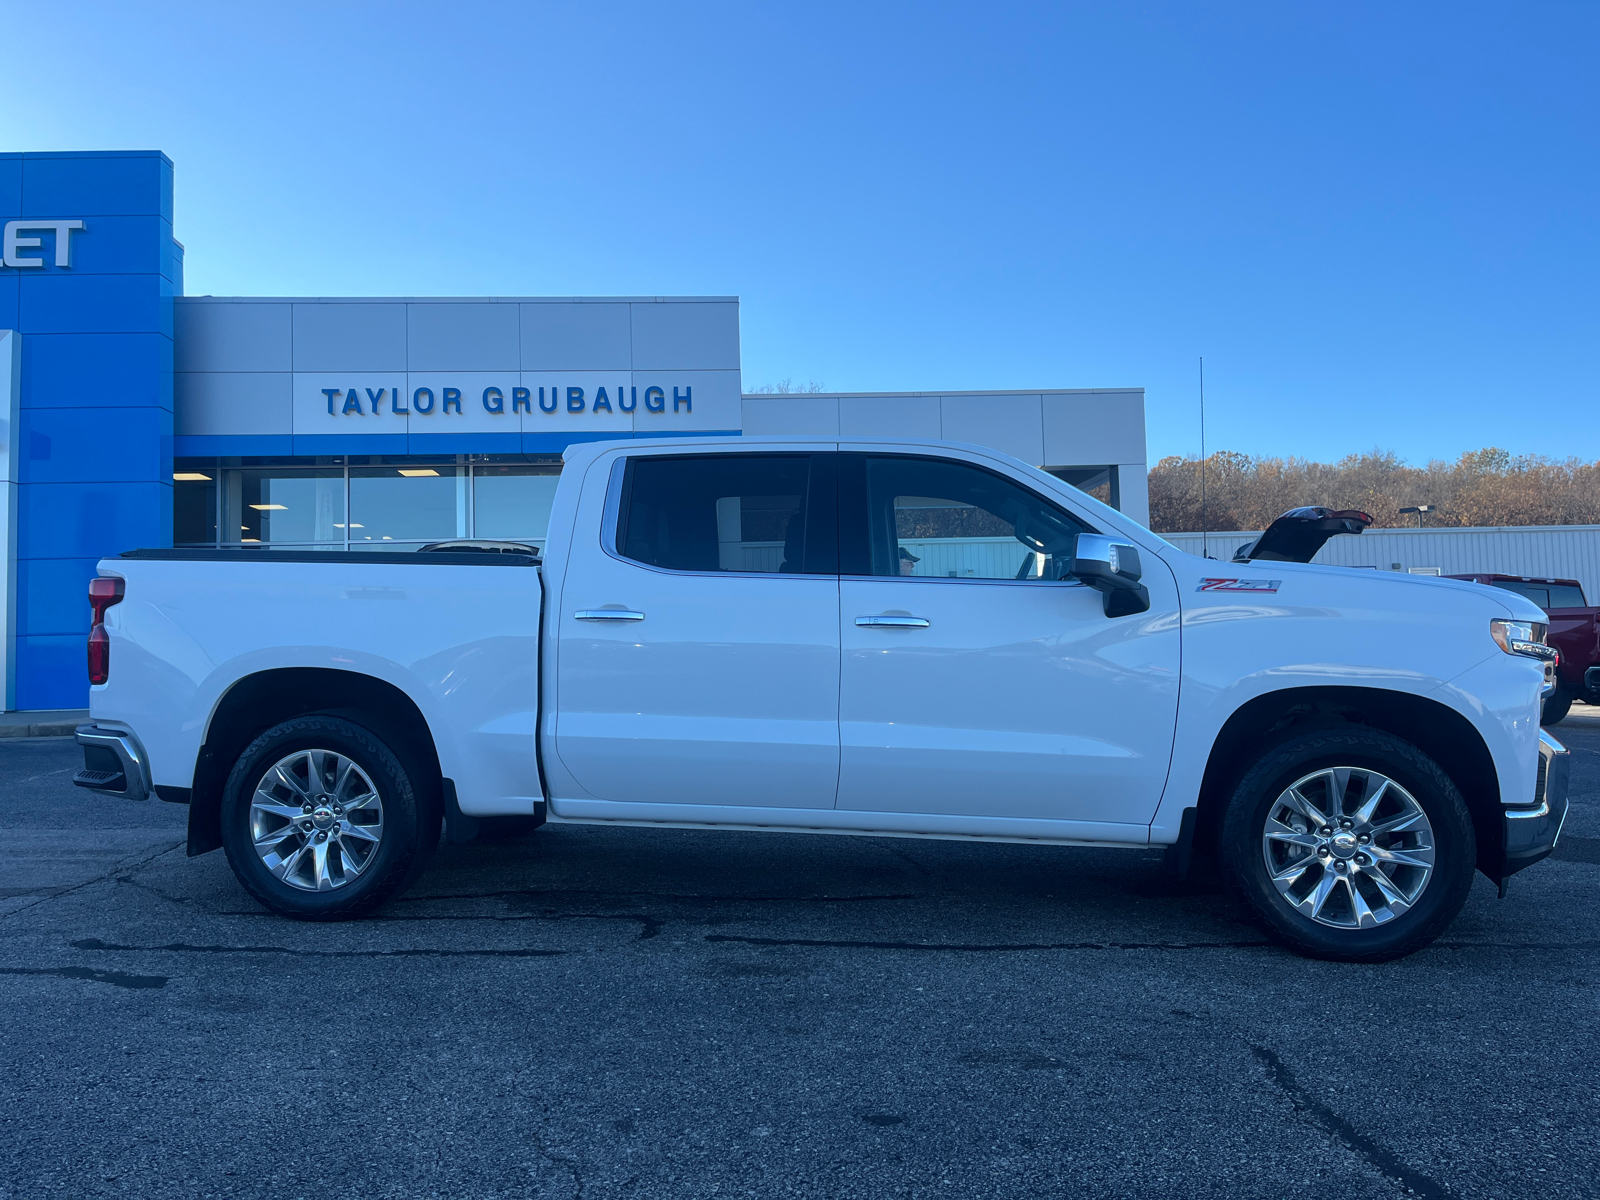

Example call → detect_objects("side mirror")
1071 534 1151 617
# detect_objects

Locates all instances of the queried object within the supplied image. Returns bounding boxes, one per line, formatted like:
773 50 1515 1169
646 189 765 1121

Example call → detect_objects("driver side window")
850 454 1089 581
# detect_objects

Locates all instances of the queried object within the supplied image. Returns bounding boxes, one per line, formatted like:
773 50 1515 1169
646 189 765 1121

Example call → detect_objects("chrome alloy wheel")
1261 767 1435 929
249 749 384 892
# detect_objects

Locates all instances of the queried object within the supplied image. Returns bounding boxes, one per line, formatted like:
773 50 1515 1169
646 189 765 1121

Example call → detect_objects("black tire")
220 715 439 920
1220 728 1475 963
1542 686 1573 726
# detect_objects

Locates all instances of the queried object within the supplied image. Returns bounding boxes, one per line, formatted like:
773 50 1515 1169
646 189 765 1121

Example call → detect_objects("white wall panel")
174 302 291 373
741 395 840 436
292 303 406 372
1115 463 1150 527
1042 390 1146 468
940 394 1045 464
839 395 941 438
406 303 521 370
630 301 740 370
175 373 292 435
521 303 632 370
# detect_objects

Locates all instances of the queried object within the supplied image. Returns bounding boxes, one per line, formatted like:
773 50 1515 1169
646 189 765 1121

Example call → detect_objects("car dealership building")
0 149 1149 710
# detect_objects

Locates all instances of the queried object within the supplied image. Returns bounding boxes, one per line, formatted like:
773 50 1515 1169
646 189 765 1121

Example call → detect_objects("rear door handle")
855 615 930 628
575 609 645 622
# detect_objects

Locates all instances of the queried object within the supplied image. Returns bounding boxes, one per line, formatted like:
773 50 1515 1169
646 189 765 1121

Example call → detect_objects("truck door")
834 452 1180 831
555 450 841 810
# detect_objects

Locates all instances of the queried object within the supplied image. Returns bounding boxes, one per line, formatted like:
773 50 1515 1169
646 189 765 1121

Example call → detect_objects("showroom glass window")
173 459 565 549
224 469 346 545
172 468 218 544
615 454 825 574
347 466 468 545
844 454 1087 581
474 465 561 542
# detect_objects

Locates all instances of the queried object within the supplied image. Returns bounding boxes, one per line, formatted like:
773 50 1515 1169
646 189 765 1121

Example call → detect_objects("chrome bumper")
1502 730 1570 879
72 724 151 802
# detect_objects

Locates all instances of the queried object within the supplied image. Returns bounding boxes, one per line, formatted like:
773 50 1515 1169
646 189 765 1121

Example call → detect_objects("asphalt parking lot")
1 723 1597 1200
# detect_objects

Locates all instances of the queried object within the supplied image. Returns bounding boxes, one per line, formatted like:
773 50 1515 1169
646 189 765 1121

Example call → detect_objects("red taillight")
87 577 124 685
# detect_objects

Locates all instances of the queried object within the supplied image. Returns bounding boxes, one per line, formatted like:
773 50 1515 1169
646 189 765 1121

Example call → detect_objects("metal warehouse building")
0 150 1149 710
1165 525 1600 604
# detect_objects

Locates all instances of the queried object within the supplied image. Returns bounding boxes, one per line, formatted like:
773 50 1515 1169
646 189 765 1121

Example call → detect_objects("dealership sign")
318 383 693 418
2 220 84 268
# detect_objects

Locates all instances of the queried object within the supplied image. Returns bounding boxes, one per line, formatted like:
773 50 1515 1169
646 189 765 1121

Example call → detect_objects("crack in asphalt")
114 873 200 906
70 937 564 960
0 840 185 923
528 1126 586 1200
0 965 168 989
705 934 1274 952
367 910 666 940
396 886 918 906
1249 1044 1451 1199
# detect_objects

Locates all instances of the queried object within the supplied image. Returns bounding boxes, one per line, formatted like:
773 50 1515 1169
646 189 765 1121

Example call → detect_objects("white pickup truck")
74 436 1568 961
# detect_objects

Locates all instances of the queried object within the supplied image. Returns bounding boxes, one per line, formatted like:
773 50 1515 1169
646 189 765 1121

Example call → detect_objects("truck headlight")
1491 618 1553 659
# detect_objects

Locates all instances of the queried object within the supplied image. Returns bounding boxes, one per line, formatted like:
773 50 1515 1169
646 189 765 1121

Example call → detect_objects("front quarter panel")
1151 556 1543 842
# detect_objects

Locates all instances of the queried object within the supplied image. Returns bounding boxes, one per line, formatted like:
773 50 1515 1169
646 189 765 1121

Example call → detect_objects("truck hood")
1157 549 1544 623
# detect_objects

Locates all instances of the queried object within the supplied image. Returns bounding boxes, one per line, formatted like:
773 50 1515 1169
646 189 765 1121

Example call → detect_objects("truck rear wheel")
220 715 437 920
1220 728 1475 962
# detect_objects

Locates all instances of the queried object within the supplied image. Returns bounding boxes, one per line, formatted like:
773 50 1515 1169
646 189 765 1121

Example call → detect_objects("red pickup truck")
1446 574 1600 724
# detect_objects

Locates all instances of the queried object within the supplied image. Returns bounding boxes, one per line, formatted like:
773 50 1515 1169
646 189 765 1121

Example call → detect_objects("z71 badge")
1197 578 1282 593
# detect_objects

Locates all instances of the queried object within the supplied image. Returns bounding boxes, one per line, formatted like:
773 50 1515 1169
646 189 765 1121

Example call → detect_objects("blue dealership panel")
20 333 172 409
18 481 172 563
0 157 21 216
17 151 173 222
16 559 104 636
19 273 176 336
15 636 93 710
3 151 178 708
19 407 172 485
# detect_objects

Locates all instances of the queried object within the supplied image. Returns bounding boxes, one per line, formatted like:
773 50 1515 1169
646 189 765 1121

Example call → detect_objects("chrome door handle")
855 615 930 628
574 609 645 622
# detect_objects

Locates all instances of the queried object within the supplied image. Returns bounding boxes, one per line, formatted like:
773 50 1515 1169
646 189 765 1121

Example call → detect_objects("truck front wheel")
1541 686 1573 726
1221 728 1475 962
220 715 437 920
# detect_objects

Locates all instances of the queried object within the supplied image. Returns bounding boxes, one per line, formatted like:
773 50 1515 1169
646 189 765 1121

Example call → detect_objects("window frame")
837 451 1095 586
603 451 839 579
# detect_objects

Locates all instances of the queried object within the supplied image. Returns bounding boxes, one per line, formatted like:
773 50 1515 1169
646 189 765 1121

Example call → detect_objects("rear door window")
614 453 836 575
1547 584 1588 608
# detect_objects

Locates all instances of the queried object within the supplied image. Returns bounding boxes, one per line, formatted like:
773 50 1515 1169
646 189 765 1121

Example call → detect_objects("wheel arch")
186 667 443 857
1190 685 1505 881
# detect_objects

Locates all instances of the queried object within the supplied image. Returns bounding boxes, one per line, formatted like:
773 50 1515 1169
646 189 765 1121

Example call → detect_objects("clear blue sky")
7 2 1595 464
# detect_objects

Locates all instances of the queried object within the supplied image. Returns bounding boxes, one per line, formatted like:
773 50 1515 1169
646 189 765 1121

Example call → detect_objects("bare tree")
746 379 826 395
1148 449 1600 532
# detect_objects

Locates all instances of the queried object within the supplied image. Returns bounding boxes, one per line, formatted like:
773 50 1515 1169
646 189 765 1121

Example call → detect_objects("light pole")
1400 505 1435 528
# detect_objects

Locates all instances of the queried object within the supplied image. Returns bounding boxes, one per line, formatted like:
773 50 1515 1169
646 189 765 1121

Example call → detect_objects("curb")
0 722 81 739
0 711 90 740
